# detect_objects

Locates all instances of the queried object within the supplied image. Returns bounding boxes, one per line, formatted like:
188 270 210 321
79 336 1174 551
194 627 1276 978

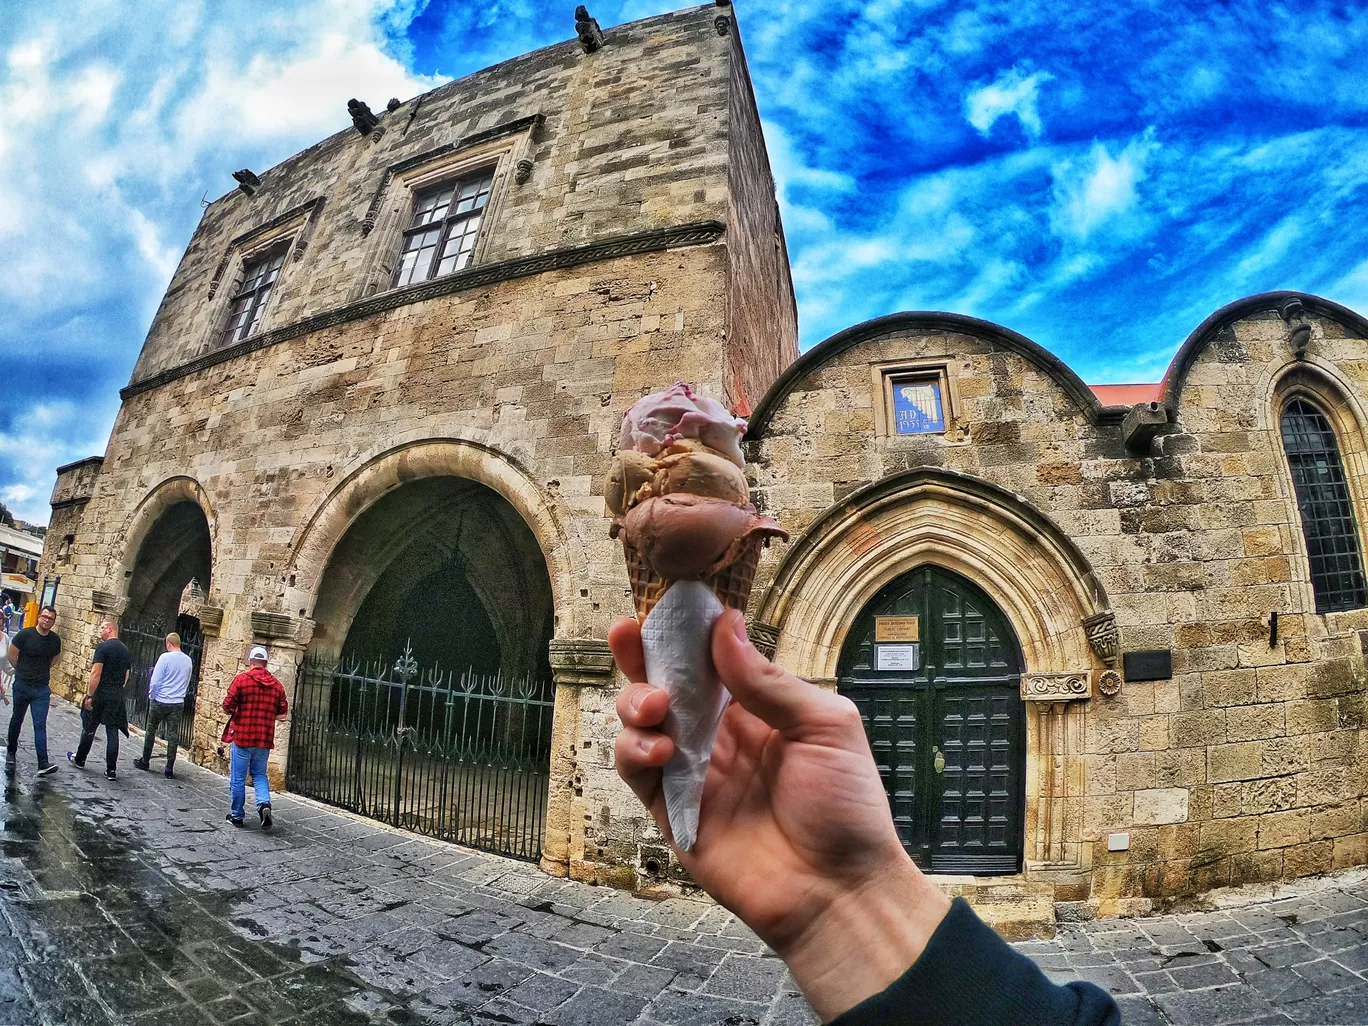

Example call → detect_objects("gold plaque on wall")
875 615 920 642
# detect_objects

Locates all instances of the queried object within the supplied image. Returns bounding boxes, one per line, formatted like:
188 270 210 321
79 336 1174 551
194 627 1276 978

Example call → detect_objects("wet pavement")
3 701 1368 1024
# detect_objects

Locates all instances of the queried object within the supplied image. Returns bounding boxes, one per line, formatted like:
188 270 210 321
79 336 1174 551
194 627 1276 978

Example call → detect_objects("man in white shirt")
133 633 193 779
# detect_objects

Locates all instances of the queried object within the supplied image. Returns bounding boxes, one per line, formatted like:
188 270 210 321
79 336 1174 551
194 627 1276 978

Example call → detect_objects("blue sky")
5 0 1368 526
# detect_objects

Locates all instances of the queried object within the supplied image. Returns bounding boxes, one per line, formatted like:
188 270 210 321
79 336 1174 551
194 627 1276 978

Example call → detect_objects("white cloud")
1049 129 1158 239
965 66 1053 139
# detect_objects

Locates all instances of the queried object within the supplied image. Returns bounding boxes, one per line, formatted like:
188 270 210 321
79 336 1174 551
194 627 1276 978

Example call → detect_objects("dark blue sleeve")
828 898 1120 1026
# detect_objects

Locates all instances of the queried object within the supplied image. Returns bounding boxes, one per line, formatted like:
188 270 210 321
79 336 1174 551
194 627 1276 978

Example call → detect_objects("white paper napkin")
639 580 731 851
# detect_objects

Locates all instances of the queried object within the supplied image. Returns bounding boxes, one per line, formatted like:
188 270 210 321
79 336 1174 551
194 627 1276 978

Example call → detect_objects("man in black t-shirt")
69 620 131 780
6 606 62 775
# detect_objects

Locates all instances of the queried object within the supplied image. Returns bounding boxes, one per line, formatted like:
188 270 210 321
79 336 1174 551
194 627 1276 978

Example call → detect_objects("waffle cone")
623 535 766 623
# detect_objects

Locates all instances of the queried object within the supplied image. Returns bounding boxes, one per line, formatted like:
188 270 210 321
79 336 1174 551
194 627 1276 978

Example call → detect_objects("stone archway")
755 469 1115 872
285 438 584 642
117 477 216 626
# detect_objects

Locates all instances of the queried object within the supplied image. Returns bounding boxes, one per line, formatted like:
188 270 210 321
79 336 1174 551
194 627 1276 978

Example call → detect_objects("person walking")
133 633 193 779
1 598 14 632
68 619 131 780
5 606 61 775
222 646 288 829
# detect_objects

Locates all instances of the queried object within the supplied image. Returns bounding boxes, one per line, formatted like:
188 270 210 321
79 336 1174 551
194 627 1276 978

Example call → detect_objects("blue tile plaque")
892 380 945 434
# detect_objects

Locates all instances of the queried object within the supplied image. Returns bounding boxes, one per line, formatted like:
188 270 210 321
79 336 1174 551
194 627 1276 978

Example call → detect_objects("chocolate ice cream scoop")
615 493 786 580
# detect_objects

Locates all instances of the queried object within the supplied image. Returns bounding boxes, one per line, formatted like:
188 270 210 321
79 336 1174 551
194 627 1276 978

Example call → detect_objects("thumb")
711 609 837 736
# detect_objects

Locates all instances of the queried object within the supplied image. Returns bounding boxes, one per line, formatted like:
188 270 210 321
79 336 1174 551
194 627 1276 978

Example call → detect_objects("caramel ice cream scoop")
651 450 748 506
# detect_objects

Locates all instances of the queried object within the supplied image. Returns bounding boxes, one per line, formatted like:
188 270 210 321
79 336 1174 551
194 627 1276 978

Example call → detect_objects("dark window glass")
393 171 494 287
1281 397 1368 613
220 249 286 346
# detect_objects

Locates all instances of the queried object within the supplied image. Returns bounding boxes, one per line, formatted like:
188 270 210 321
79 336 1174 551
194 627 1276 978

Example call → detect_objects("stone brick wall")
746 301 1368 910
130 6 737 385
722 24 799 414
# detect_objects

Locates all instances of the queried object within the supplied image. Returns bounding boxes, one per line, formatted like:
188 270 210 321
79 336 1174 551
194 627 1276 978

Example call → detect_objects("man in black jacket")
610 609 1119 1026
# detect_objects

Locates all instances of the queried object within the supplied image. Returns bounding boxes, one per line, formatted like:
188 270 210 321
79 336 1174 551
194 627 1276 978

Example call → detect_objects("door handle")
932 746 945 774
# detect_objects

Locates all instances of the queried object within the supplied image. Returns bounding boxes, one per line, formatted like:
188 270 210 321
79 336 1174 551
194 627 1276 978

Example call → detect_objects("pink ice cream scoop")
618 382 747 468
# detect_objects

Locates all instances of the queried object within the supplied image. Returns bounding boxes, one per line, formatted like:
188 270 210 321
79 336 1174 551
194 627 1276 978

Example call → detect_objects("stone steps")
928 875 1060 940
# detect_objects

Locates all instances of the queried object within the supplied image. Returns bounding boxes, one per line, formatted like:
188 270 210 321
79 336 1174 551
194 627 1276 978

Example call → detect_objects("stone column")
246 611 313 791
1022 672 1092 869
541 637 615 878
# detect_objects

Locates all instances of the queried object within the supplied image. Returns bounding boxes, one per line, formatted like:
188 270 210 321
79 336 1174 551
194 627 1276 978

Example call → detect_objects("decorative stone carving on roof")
575 6 605 53
1281 297 1312 361
348 98 381 136
231 169 260 196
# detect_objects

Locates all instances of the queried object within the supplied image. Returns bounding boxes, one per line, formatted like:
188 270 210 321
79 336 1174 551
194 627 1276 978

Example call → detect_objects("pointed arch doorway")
838 565 1026 875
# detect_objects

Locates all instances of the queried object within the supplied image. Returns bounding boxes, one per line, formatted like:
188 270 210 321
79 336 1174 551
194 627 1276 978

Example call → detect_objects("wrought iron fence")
122 619 204 731
287 642 554 862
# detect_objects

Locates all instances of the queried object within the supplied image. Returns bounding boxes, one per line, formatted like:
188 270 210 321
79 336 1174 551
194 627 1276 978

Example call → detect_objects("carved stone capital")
1022 671 1092 702
548 638 614 687
250 610 298 642
1082 611 1119 667
197 606 224 636
748 620 780 660
90 590 126 616
515 158 534 184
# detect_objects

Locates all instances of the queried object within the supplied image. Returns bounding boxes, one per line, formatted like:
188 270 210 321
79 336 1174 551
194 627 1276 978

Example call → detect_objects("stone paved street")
0 701 1367 1024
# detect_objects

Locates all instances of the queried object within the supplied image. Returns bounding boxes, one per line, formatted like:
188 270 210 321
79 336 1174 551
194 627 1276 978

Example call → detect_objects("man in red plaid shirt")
222 646 289 829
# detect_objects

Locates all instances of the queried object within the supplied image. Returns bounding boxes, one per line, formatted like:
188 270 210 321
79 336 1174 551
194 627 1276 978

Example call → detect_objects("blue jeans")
229 744 271 820
6 683 50 767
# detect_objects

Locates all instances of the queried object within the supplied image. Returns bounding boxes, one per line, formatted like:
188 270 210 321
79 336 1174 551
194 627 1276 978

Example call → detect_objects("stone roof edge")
1158 290 1368 414
745 310 1121 439
202 5 721 208
120 220 726 402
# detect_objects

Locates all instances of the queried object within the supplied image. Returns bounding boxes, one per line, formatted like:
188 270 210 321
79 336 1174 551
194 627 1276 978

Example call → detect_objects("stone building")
39 1 1368 928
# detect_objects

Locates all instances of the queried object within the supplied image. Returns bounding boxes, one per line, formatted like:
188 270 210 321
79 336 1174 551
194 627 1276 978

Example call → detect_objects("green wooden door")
838 566 1025 875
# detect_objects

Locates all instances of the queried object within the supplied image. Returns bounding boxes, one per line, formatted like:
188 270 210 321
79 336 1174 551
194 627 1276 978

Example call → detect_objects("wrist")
779 855 951 1022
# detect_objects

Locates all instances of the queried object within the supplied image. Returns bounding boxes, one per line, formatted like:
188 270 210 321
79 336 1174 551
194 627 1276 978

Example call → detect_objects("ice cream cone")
623 533 767 623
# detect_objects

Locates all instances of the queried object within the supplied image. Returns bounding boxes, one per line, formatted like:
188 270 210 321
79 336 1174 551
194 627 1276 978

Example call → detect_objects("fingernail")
731 611 751 646
637 736 655 755
629 689 647 713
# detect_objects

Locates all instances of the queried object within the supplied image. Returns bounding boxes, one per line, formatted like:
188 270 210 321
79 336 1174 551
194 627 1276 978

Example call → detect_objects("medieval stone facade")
38 2 1368 927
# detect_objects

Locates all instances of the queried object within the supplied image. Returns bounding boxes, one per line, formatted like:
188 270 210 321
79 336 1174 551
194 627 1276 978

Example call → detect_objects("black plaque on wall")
1123 649 1172 682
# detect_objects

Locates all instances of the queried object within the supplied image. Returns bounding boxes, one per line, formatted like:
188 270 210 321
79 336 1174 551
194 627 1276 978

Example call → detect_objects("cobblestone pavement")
2 702 1368 1024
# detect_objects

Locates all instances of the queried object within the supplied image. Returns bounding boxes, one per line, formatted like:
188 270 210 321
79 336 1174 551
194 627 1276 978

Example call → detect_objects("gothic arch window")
1281 396 1368 613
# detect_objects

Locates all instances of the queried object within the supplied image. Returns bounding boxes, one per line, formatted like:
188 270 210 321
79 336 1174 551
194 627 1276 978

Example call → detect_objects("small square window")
891 379 946 434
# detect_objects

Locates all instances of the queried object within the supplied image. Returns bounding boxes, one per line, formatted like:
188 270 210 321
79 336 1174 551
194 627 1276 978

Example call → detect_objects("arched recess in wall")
117 476 216 626
1260 360 1368 617
283 438 586 674
755 469 1111 681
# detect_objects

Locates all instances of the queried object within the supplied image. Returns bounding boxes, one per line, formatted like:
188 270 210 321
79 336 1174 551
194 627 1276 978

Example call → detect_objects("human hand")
82 696 93 710
610 610 951 1021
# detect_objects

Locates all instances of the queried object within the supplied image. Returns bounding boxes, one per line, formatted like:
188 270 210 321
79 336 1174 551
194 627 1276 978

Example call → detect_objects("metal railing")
287 642 553 861
122 619 203 730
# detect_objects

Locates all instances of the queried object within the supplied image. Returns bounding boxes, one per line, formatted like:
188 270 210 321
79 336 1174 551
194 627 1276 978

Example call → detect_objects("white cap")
248 646 269 662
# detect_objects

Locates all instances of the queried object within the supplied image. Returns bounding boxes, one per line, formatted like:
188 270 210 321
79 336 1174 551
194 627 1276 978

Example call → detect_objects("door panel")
838 566 1025 875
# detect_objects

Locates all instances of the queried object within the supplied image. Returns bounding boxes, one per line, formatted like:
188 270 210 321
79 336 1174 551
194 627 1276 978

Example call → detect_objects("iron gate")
286 643 553 861
122 619 204 730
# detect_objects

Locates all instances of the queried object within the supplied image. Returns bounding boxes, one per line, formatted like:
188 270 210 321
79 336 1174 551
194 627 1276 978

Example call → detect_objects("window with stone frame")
1281 396 1368 613
220 247 287 346
392 170 495 287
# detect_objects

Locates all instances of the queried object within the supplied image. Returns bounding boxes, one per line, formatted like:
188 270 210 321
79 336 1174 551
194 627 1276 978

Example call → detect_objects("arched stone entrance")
283 439 572 861
118 478 215 627
756 469 1116 874
838 565 1026 874
307 475 554 680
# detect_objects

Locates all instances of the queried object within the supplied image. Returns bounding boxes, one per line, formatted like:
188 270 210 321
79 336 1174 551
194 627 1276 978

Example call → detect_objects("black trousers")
75 709 119 772
142 701 182 770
